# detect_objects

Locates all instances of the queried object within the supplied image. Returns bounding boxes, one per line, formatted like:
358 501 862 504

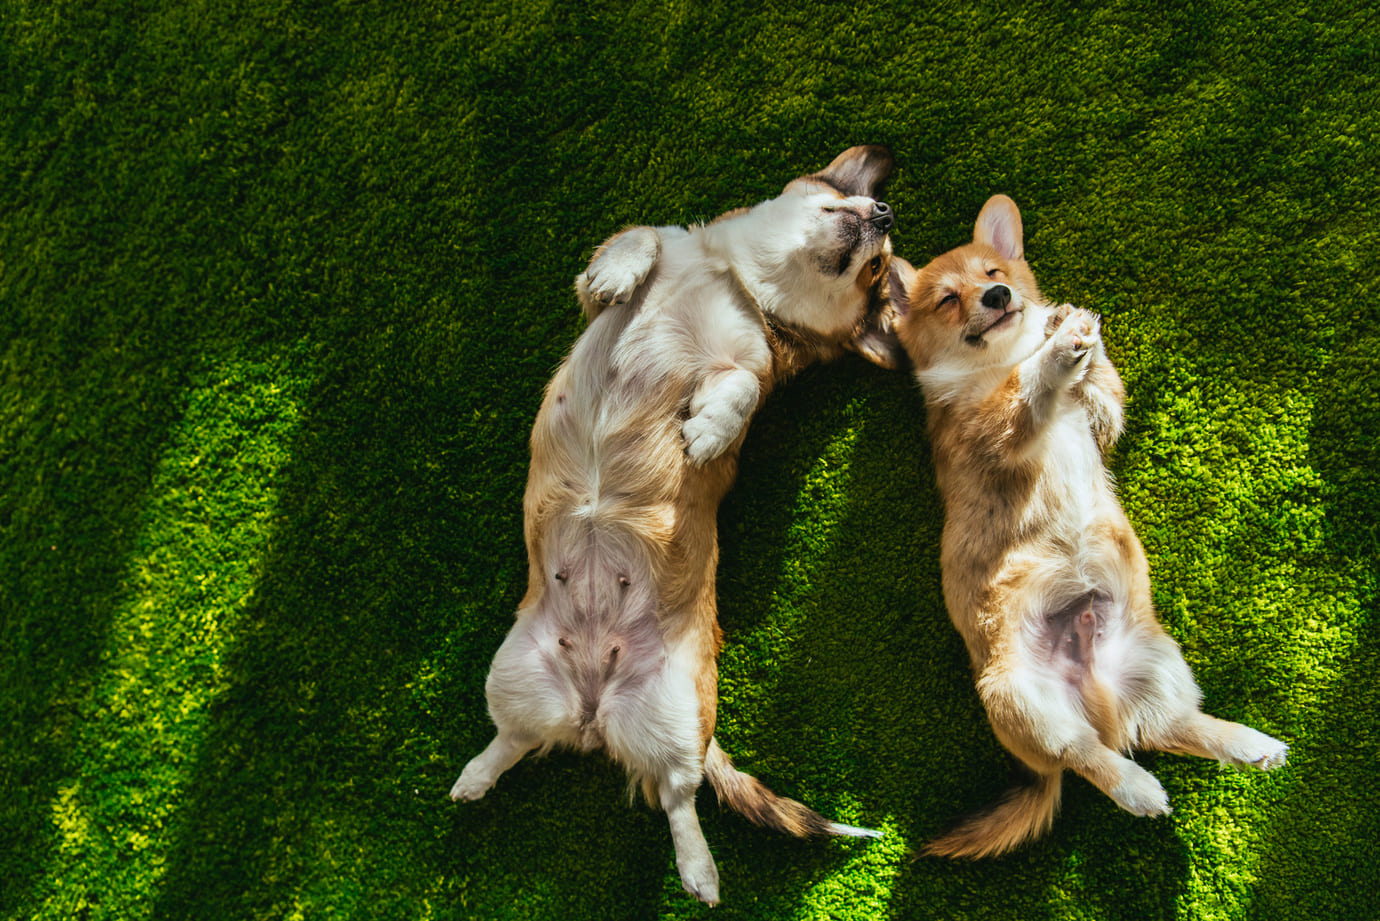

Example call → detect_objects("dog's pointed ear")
887 256 916 319
974 194 1024 260
811 145 894 198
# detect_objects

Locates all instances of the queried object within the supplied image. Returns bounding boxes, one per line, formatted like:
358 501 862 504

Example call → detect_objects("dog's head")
891 194 1050 377
724 146 904 368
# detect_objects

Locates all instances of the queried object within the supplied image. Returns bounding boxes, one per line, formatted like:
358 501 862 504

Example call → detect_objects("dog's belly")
1017 524 1138 669
987 509 1143 723
1023 591 1129 747
512 241 765 765
485 612 701 769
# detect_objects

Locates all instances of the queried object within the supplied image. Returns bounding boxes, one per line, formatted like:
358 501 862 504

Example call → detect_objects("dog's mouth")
964 308 1020 346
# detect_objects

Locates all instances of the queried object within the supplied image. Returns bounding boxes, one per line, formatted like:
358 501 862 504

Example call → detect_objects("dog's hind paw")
448 769 493 803
677 854 721 906
1238 729 1289 771
1109 765 1171 817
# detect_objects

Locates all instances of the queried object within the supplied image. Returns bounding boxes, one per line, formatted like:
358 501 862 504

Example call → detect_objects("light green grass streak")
32 359 303 919
793 820 909 921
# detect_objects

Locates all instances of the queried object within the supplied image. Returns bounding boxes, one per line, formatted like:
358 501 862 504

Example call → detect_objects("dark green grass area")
2 1 1376 918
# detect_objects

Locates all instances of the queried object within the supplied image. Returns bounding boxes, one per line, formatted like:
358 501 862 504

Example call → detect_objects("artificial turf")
2 1 1376 918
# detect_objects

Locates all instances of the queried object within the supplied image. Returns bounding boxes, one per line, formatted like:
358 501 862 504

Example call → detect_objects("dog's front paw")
682 414 734 466
583 227 659 305
1044 302 1075 337
582 261 641 306
1049 308 1100 376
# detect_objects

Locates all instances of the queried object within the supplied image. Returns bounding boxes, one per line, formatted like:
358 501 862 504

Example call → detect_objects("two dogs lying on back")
453 147 1287 903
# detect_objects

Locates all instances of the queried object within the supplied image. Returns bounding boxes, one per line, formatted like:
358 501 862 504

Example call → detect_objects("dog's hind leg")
450 730 539 802
1113 624 1288 771
996 695 1170 818
1153 711 1289 770
602 639 720 903
660 770 720 905
1067 740 1171 817
451 622 554 801
980 662 1169 821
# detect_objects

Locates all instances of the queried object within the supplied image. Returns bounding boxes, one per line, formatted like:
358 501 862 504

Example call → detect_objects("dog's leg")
603 637 720 903
661 772 720 905
576 226 662 319
1068 323 1125 454
1024 308 1098 421
1152 711 1289 770
614 697 721 902
1069 744 1172 817
1101 618 1288 771
450 731 539 802
682 366 761 465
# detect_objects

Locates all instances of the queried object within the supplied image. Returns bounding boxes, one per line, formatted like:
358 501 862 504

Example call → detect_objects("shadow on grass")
138 307 534 917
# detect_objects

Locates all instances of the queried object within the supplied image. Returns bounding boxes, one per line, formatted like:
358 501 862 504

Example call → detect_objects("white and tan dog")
453 147 901 903
890 194 1287 858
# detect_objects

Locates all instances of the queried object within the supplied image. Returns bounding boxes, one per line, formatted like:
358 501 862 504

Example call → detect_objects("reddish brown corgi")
891 194 1287 859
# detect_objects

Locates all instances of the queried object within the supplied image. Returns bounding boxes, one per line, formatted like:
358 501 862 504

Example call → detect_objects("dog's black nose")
982 284 1011 311
870 201 894 232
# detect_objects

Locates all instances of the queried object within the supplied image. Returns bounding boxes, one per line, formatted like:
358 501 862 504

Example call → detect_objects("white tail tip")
828 821 883 839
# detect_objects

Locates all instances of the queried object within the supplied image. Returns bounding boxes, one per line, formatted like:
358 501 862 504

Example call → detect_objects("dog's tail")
922 769 1063 859
702 737 879 839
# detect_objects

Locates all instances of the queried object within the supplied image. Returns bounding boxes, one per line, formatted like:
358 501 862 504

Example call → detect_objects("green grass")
2 1 1376 918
